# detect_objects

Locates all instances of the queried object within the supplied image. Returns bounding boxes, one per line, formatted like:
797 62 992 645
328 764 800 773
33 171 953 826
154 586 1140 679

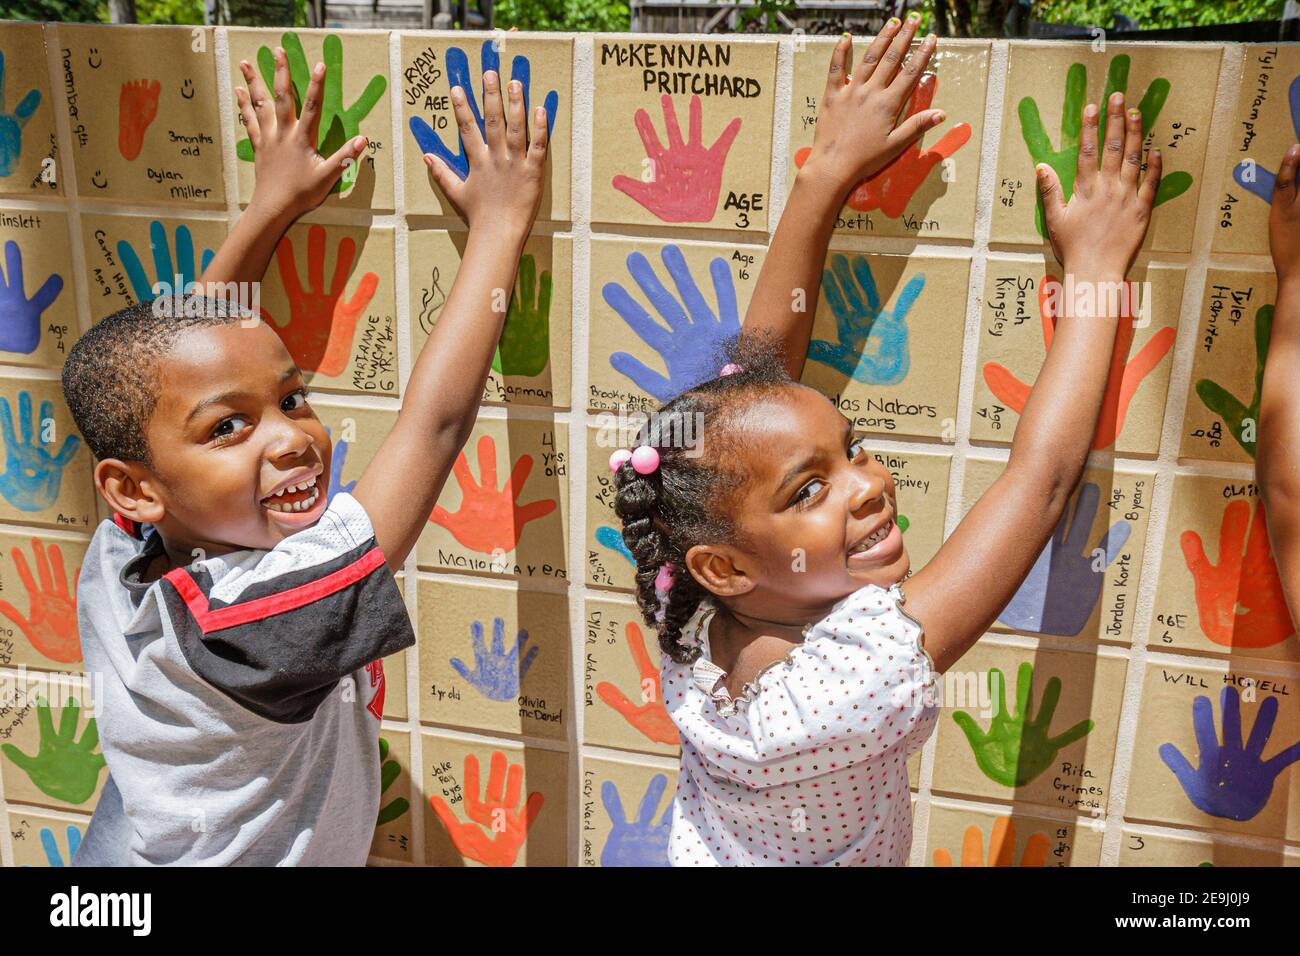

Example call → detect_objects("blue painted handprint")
408 40 559 181
600 774 672 867
604 245 740 402
1160 686 1300 822
0 50 41 178
35 824 81 867
808 255 919 385
595 525 635 567
0 240 62 354
0 391 80 512
451 617 539 701
1233 76 1300 203
997 482 1131 636
322 426 356 502
118 221 215 304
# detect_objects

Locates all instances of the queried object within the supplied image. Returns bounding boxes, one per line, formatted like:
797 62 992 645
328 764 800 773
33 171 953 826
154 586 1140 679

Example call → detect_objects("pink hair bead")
654 562 676 591
631 445 660 474
608 449 633 472
719 363 743 376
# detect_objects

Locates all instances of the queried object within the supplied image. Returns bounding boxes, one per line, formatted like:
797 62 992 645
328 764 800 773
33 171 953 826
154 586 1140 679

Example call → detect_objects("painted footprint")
117 79 160 161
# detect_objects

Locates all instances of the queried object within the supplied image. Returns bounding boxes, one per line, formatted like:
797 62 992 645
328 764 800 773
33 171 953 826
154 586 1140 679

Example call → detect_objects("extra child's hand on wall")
1270 144 1300 286
417 70 549 238
235 47 370 222
1035 92 1161 279
795 17 943 199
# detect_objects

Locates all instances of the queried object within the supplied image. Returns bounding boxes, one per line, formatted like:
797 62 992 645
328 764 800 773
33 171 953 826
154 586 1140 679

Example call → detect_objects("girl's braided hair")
612 333 794 664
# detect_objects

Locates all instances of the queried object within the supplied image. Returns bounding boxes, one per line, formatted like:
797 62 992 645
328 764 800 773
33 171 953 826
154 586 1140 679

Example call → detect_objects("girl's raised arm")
906 94 1162 673
742 17 944 378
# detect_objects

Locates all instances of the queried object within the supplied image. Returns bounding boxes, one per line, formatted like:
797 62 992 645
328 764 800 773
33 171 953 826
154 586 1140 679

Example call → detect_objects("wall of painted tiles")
0 19 1297 867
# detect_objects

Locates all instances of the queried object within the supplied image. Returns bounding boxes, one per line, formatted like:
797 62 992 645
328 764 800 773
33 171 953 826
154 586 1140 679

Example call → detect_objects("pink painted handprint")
611 95 741 223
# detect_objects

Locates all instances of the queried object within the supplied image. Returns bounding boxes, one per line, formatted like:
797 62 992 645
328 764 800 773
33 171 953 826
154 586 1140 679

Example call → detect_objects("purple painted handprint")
1160 686 1300 822
0 241 62 355
322 426 356 502
450 617 538 702
997 482 1131 636
600 773 672 867
1233 76 1300 203
603 244 740 402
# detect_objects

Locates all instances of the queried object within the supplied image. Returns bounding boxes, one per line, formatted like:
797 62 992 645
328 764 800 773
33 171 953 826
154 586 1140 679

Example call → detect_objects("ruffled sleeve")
665 583 937 790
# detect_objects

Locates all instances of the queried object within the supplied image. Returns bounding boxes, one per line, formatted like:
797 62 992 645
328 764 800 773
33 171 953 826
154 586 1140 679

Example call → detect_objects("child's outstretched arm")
743 18 943 378
906 94 1162 672
196 47 369 294
352 73 549 570
1256 144 1300 620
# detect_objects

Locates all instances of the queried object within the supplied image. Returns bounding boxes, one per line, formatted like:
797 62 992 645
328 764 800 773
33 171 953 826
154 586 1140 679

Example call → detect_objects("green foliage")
493 0 629 31
135 0 204 23
0 0 103 20
1036 0 1286 29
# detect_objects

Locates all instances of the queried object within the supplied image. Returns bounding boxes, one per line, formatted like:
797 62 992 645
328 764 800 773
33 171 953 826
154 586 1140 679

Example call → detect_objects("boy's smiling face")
120 321 332 560
692 384 909 621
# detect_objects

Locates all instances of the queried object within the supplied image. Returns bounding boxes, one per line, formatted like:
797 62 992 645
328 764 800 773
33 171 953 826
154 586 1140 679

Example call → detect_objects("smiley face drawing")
91 170 108 189
181 78 194 100
88 48 102 69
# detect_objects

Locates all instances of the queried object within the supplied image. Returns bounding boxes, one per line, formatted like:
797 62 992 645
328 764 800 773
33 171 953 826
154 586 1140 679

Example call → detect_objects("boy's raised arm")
907 94 1162 672
197 48 369 294
1257 145 1300 621
352 73 549 570
743 18 944 378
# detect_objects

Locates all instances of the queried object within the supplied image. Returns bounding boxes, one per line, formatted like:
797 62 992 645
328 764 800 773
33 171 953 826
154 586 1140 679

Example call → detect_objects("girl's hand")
1035 92 1161 279
1270 144 1300 288
796 16 942 196
420 72 550 243
236 48 369 222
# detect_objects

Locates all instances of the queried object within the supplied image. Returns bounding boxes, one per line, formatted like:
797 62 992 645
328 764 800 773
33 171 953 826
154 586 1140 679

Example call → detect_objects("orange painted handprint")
429 751 543 867
932 816 1049 867
1180 499 1295 649
117 79 160 161
268 225 379 377
794 73 971 219
0 539 80 664
429 435 557 554
596 621 677 746
982 277 1175 451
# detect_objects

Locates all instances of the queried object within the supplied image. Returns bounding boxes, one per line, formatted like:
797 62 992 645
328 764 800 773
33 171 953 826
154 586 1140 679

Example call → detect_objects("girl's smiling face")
689 383 908 622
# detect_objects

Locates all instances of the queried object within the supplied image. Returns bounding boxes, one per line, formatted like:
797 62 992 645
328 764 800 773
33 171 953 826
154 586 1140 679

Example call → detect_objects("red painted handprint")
611 95 741 223
794 73 971 219
1181 499 1295 649
0 539 80 664
429 751 543 867
596 621 677 746
982 277 1175 451
117 79 160 161
268 225 379 377
429 435 557 554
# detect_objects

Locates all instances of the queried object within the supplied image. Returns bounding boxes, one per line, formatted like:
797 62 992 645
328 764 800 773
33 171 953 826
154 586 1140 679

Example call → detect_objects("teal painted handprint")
952 663 1094 788
493 253 552 377
1195 304 1271 460
117 221 215 304
808 254 920 385
0 50 41 178
376 736 409 827
236 33 386 195
2 697 106 805
0 391 81 512
1018 54 1193 239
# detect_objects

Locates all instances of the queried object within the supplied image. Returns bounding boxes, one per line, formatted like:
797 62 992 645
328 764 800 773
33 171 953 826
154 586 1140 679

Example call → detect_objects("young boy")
1257 143 1300 624
65 50 549 865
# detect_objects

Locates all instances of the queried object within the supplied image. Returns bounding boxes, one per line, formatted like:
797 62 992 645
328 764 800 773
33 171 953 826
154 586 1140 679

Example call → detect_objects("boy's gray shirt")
72 492 415 866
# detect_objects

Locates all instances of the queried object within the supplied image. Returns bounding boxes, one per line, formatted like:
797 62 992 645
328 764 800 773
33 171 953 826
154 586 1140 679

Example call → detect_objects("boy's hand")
236 47 369 222
1035 92 1161 278
795 16 942 197
419 70 549 240
1271 144 1300 287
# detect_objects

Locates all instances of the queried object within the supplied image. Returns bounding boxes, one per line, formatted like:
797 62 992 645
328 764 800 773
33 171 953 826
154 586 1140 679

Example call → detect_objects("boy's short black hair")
62 296 250 465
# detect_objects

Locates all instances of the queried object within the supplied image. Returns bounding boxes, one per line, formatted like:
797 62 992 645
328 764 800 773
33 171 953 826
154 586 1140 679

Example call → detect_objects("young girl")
612 17 1164 865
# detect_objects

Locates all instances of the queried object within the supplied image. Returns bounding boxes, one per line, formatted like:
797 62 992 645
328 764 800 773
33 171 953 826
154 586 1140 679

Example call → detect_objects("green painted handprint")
2 697 105 805
493 254 552 377
1018 55 1192 239
1195 305 1271 460
235 32 386 194
952 663 1094 788
376 736 409 827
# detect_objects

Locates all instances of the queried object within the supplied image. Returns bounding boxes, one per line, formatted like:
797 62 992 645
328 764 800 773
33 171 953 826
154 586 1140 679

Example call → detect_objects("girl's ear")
96 459 165 525
685 543 755 598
